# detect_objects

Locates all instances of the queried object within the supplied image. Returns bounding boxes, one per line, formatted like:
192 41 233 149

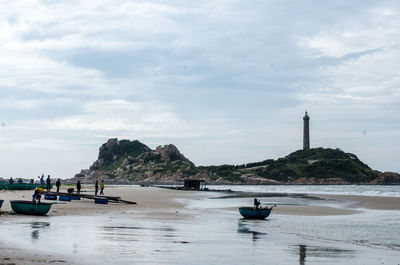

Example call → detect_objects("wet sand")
1 185 400 264
274 193 400 215
317 194 400 210
0 185 200 265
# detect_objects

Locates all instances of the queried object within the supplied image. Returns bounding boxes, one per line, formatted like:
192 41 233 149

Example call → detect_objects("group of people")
32 177 105 203
31 176 105 202
74 179 105 195
8 177 24 184
95 179 105 195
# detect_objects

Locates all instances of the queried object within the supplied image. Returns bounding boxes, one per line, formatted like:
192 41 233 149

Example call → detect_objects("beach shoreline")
1 185 400 264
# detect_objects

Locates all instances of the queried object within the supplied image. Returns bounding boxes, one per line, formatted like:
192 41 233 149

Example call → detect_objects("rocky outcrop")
155 144 192 164
370 172 400 184
71 140 398 185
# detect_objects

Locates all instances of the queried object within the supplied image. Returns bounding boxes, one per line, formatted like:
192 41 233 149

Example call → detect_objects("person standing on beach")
100 180 104 195
46 175 51 191
76 180 81 194
40 174 45 188
56 178 61 193
95 180 99 195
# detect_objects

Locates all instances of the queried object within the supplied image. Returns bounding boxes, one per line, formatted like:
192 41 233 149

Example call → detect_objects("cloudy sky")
1 0 399 178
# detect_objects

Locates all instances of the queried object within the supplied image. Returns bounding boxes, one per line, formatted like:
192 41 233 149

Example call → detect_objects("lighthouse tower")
303 111 310 150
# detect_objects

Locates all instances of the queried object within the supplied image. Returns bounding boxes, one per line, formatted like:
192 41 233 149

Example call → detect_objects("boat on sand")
238 206 274 219
5 183 36 190
10 200 53 216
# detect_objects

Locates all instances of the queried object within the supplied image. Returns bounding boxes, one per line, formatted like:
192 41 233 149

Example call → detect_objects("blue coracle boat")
44 195 57 200
94 197 108 204
238 207 272 219
59 195 71 201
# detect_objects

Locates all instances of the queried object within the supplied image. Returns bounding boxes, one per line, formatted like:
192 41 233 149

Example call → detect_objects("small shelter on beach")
182 179 205 190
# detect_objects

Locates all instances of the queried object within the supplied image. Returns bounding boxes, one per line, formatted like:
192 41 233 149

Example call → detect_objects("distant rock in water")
72 139 396 185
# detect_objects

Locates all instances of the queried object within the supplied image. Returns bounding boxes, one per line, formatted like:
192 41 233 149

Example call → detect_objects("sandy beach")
1 185 400 264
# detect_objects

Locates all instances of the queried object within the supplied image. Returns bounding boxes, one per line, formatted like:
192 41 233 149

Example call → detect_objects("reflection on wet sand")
237 220 267 242
30 222 50 240
294 244 355 264
299 245 306 265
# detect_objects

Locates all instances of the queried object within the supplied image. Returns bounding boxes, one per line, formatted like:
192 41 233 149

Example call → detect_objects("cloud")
0 0 400 176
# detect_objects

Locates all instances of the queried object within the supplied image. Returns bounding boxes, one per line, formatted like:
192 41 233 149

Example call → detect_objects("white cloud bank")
0 0 399 177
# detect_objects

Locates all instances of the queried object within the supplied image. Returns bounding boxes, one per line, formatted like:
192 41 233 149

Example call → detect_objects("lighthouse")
303 111 310 150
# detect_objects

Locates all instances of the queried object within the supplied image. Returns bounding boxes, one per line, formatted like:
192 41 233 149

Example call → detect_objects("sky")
0 0 399 179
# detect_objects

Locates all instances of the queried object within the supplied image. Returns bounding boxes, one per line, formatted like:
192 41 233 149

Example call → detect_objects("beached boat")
0 199 3 210
36 184 54 190
238 207 272 219
94 197 108 204
5 183 36 190
10 200 52 216
59 195 71 201
0 181 7 190
44 195 57 200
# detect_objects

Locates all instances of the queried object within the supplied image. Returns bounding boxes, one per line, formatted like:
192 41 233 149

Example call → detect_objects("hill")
74 138 395 184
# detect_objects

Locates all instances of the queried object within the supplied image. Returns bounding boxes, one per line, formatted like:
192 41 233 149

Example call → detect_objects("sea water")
1 185 400 264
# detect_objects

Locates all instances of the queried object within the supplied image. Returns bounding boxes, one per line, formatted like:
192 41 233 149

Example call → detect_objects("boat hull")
0 199 3 210
5 183 36 190
44 195 57 200
239 207 271 219
10 200 52 216
0 181 7 190
59 195 71 201
94 197 108 204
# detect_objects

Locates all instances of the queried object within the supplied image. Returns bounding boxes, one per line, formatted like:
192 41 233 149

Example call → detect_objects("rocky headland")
72 138 399 185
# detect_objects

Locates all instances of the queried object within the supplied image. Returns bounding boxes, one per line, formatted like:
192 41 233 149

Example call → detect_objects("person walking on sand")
100 180 104 195
56 178 61 193
76 180 81 194
95 180 99 195
46 175 51 192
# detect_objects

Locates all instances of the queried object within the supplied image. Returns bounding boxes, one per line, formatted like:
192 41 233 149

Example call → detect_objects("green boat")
5 183 36 190
0 181 7 190
10 200 52 215
39 183 54 190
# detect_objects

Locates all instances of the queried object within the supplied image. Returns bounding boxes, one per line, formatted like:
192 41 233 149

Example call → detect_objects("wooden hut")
183 179 205 190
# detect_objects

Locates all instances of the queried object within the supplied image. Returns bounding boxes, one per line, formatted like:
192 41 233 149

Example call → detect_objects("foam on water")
206 184 400 197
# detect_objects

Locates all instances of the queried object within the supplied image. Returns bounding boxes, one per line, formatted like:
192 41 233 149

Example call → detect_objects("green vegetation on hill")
256 148 378 182
197 148 378 183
